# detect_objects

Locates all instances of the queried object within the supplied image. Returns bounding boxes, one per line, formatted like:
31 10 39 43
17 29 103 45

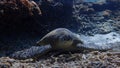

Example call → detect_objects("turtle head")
73 33 84 45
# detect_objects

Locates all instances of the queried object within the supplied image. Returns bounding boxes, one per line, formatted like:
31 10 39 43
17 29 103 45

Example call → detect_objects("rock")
0 62 11 68
102 10 112 17
19 0 42 15
107 0 120 3
0 0 42 16
0 0 43 36
84 0 106 4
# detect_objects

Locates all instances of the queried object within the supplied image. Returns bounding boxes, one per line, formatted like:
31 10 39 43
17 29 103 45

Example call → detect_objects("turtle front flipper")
76 42 120 51
10 45 52 59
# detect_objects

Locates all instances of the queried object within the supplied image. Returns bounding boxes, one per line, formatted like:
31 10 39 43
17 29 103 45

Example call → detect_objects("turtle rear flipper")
10 45 52 59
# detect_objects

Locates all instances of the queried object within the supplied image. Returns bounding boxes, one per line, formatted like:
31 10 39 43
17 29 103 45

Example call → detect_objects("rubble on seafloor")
0 51 120 68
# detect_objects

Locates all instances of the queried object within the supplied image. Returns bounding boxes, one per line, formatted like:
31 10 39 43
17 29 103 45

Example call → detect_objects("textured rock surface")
72 0 120 35
80 32 120 51
0 0 42 32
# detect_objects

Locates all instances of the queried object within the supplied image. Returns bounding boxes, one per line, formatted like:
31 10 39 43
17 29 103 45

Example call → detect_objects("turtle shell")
36 28 83 49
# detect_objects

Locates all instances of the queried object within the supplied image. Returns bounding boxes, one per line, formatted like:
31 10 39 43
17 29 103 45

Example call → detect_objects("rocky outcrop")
0 0 41 16
72 0 120 35
0 0 43 57
0 0 42 34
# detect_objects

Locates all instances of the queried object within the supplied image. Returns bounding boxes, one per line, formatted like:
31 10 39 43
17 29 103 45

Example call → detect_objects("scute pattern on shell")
37 28 83 47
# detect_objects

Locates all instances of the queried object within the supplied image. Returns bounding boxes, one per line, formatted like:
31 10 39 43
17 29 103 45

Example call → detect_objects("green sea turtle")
10 28 120 59
36 28 83 51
